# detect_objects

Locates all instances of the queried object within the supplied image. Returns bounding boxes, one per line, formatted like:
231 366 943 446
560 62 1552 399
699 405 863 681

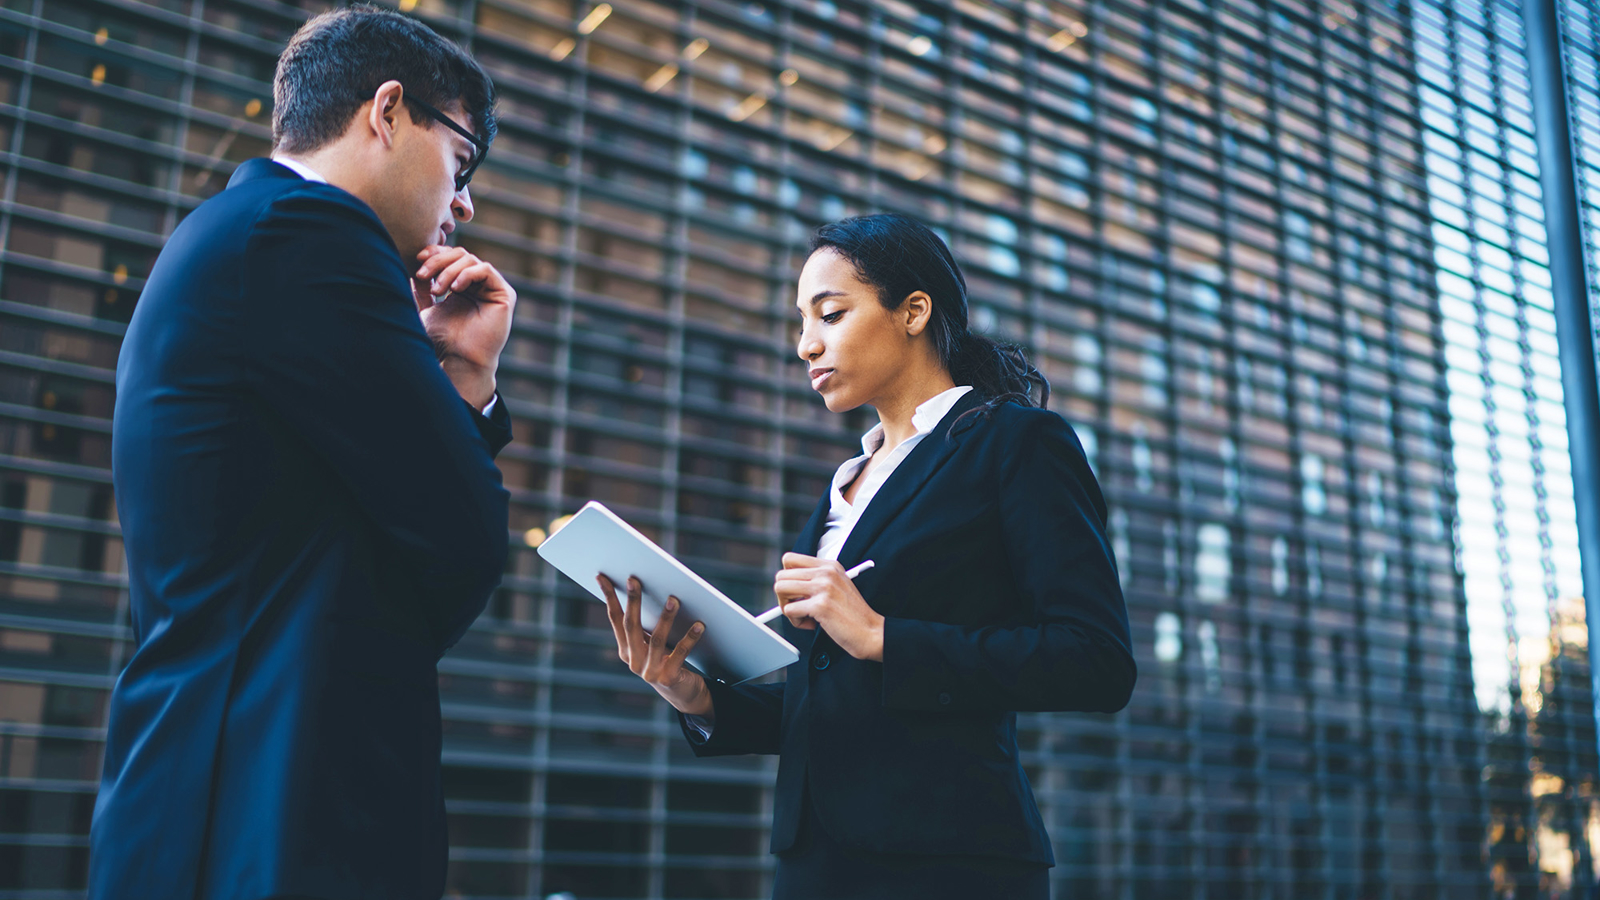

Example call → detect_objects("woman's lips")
810 369 834 391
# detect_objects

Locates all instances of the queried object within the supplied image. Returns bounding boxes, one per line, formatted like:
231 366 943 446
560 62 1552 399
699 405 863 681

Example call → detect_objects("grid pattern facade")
0 0 1590 898
1561 0 1600 368
1417 0 1597 895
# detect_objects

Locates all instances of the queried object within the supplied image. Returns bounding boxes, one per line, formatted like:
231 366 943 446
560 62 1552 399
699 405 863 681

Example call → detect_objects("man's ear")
368 80 406 149
904 291 934 337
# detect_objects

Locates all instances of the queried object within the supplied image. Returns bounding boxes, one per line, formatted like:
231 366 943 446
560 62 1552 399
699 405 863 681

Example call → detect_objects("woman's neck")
873 370 960 450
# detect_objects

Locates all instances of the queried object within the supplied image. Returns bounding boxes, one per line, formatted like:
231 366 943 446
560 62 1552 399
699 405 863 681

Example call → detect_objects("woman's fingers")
782 597 820 629
623 577 647 671
774 567 829 596
598 575 631 662
663 621 706 668
601 577 709 703
772 580 813 601
648 596 679 660
624 577 644 633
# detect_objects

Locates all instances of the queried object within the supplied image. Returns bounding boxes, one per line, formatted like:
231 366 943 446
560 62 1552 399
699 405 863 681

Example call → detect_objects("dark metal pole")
1524 0 1600 822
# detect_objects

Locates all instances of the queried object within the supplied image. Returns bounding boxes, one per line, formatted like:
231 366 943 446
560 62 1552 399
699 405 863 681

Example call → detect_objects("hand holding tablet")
595 572 713 716
536 502 800 683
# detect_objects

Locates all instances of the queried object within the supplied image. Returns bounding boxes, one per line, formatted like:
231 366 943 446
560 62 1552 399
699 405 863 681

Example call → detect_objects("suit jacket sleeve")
677 678 784 756
880 411 1136 714
243 188 511 647
476 392 514 455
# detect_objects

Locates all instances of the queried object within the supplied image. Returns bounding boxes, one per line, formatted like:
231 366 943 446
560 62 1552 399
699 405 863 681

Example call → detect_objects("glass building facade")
1418 1 1597 895
0 0 1597 898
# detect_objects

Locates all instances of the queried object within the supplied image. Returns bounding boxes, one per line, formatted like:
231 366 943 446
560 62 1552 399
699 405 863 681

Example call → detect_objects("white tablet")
536 501 799 683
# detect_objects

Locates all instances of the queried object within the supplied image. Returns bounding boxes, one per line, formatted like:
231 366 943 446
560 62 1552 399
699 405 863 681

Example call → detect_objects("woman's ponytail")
949 331 1050 416
808 214 1050 423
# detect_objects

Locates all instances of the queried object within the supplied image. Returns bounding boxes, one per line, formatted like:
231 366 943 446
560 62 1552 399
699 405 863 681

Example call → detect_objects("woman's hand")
599 574 713 717
774 553 885 662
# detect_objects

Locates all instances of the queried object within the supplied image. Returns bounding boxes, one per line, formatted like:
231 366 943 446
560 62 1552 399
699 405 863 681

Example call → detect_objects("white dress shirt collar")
816 385 974 562
853 384 975 460
271 157 328 184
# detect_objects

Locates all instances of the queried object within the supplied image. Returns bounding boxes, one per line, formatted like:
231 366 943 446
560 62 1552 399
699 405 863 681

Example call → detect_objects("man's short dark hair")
272 4 497 155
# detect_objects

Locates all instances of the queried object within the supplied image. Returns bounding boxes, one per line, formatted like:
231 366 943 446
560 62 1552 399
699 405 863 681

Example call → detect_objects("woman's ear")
904 291 934 337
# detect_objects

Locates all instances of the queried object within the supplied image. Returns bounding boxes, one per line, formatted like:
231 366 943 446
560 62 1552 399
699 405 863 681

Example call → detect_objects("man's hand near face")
413 244 516 412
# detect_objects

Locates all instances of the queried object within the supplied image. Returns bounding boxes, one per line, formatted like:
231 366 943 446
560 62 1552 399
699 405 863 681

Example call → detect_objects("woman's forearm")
657 672 715 718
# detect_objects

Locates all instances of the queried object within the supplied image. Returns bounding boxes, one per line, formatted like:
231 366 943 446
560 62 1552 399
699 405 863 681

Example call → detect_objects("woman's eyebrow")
806 290 846 308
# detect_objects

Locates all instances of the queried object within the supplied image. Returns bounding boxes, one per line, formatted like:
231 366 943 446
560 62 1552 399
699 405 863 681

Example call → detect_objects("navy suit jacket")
90 159 512 900
682 391 1135 865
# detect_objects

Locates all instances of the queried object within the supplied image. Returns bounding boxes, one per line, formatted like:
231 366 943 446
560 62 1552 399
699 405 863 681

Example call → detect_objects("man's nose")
452 187 474 224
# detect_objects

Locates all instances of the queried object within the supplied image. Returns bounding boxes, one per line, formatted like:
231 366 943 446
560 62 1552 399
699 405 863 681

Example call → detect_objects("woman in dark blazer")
599 213 1135 899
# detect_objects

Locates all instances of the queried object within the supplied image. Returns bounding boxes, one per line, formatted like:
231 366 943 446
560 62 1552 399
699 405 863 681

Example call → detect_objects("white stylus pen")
754 559 876 625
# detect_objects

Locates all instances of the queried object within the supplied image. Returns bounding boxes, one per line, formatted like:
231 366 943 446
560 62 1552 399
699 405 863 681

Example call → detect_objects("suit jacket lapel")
833 390 983 566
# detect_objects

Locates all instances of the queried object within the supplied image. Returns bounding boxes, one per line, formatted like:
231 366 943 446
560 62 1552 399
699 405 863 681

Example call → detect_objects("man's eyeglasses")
407 95 488 193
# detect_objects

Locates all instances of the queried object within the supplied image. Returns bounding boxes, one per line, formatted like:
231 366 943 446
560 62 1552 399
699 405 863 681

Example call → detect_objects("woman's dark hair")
808 214 1048 423
272 4 497 155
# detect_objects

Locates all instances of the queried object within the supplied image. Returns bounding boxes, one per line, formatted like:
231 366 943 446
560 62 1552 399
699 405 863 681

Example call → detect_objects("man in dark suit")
89 7 514 899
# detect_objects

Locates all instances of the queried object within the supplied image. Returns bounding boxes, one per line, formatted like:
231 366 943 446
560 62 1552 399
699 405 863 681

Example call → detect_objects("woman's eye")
821 311 844 324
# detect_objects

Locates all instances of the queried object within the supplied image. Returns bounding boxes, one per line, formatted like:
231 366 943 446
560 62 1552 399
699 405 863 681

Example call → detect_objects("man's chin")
405 228 447 259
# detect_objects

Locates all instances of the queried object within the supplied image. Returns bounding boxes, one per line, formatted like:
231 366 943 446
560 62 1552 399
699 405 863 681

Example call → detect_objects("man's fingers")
418 257 471 292
450 262 498 293
433 256 477 290
415 245 466 278
782 552 822 568
412 278 436 312
429 255 481 295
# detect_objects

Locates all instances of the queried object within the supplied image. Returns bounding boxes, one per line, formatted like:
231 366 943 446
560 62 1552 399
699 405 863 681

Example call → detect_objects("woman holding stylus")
598 213 1135 899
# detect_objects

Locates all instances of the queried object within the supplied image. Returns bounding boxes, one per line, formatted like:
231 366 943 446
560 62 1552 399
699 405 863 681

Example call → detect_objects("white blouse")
684 385 976 738
815 385 974 562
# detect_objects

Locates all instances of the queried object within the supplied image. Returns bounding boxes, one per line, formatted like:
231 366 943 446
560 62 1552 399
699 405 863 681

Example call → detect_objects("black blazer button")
813 652 830 671
937 692 952 706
